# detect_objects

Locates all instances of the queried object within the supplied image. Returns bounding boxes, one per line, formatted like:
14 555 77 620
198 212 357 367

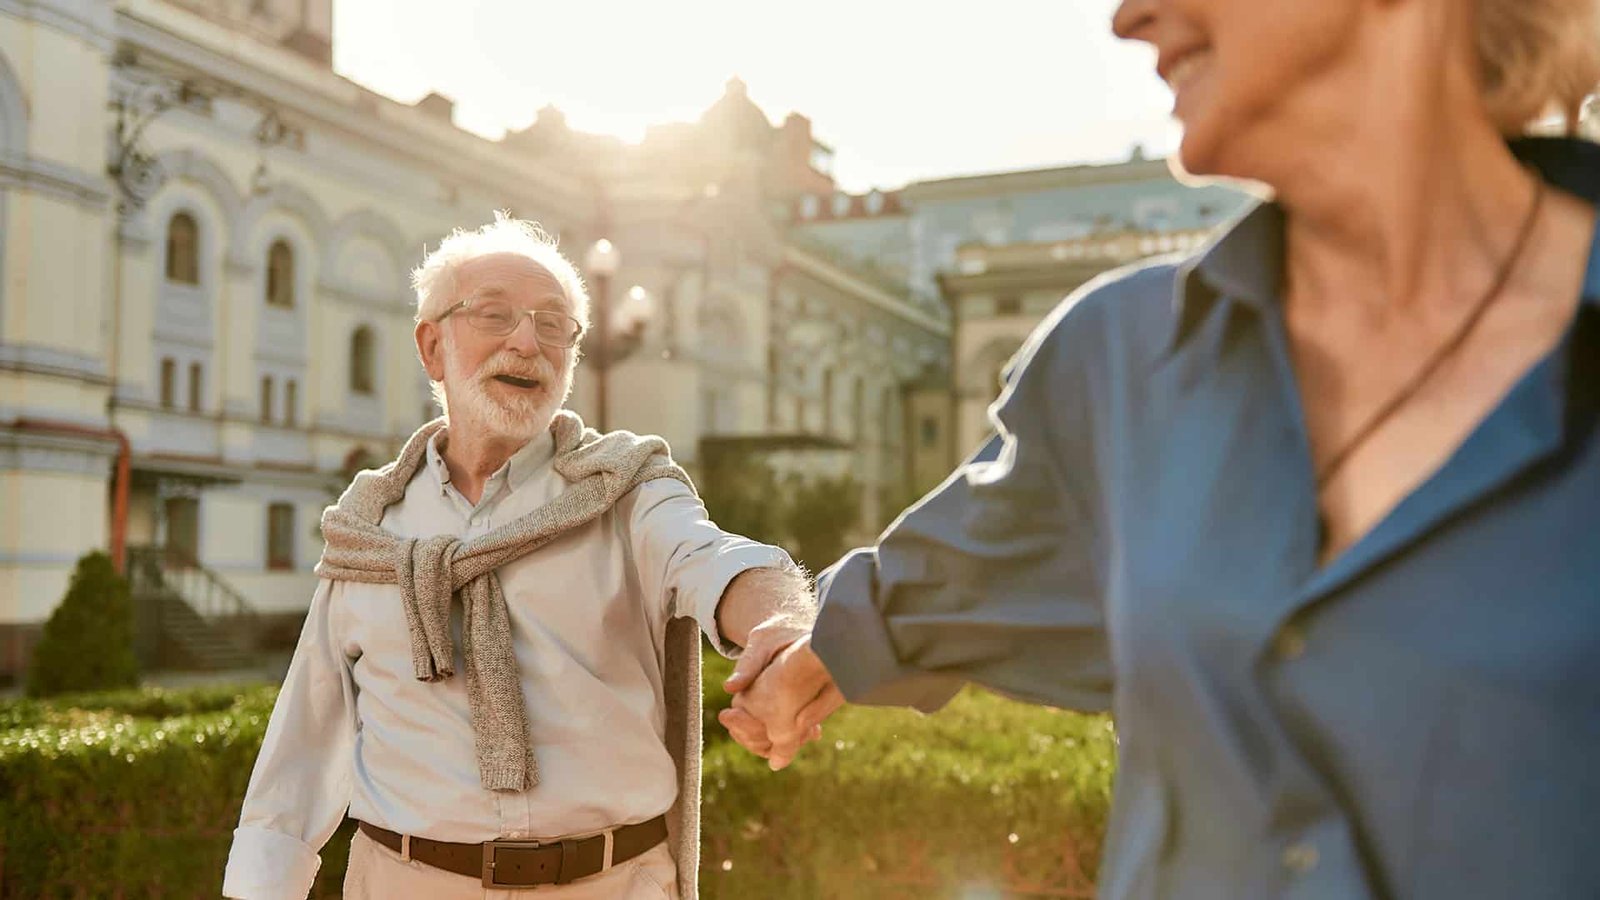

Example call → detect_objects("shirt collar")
1164 136 1600 356
424 426 557 498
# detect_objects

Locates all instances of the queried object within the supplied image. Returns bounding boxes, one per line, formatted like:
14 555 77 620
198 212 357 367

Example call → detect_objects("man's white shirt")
222 429 791 900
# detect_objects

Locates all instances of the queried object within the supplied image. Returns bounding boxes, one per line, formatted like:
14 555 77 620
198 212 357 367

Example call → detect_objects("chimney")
414 92 456 123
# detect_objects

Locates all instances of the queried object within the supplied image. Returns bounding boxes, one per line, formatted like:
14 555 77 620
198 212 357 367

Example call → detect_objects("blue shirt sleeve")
811 297 1111 714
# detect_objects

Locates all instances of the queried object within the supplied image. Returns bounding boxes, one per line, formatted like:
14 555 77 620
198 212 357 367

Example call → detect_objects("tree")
26 551 140 697
782 473 863 574
698 452 786 549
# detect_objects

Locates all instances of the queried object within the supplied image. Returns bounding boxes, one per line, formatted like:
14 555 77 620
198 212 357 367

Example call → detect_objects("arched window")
159 358 177 408
822 367 835 435
266 502 295 570
165 213 199 285
882 385 901 449
260 375 274 423
188 362 203 412
284 379 298 428
852 376 865 443
350 327 375 395
266 239 295 308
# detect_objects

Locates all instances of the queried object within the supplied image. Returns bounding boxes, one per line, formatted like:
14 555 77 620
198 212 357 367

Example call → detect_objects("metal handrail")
125 544 259 624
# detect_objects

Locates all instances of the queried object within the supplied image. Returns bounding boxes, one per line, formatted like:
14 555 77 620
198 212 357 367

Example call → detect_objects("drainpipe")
10 418 132 572
766 260 791 431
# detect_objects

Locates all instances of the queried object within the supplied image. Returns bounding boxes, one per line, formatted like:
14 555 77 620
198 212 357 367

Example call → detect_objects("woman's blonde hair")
1476 0 1600 134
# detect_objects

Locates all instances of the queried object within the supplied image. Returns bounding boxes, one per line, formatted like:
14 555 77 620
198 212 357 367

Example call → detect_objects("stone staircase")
127 545 263 671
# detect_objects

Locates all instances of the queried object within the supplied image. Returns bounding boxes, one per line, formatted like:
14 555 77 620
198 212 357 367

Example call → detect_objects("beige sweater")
315 411 706 897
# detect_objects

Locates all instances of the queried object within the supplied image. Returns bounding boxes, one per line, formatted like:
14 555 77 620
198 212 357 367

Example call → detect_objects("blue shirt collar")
1167 137 1600 355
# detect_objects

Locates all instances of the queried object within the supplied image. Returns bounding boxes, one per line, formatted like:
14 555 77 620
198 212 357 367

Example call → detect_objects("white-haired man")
221 215 814 900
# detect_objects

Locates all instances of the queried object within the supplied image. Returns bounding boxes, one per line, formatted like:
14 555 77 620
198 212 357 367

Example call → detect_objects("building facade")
793 156 1254 464
0 0 957 680
0 0 1253 681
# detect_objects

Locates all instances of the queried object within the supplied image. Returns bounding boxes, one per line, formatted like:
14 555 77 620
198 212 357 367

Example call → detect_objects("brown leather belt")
357 815 668 888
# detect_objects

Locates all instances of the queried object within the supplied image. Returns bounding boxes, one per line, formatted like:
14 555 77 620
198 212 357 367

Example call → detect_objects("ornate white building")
0 0 1249 681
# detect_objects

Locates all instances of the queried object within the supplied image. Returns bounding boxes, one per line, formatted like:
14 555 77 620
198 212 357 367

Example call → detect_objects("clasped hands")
718 616 845 770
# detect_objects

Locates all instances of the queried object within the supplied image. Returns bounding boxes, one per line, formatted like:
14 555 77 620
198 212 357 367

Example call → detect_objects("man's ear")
417 320 446 382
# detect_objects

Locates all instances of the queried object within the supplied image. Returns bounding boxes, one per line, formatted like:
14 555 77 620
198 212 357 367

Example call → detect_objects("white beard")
439 335 573 444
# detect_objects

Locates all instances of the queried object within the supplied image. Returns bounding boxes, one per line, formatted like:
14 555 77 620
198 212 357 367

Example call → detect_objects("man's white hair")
410 212 591 328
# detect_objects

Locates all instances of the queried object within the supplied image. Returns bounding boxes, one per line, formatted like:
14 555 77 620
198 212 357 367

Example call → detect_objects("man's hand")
720 633 844 770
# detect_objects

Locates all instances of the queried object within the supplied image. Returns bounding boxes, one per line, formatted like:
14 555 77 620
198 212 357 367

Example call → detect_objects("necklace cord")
1314 173 1548 487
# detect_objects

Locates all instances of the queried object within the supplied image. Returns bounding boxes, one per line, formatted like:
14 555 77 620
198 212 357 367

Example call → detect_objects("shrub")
700 690 1113 899
25 551 139 698
0 674 1115 898
781 473 864 573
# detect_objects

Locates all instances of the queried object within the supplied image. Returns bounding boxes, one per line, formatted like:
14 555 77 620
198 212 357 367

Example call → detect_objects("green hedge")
1 667 1113 898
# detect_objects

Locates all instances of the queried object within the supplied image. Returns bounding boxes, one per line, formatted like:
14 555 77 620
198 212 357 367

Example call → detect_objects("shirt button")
1272 623 1308 662
1282 841 1319 876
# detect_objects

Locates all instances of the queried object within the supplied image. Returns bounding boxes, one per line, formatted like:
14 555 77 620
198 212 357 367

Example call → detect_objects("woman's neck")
1259 4 1541 319
1279 117 1537 321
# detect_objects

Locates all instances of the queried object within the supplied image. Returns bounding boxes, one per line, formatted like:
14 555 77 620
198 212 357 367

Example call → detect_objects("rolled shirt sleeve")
223 579 359 900
625 474 796 657
813 298 1112 714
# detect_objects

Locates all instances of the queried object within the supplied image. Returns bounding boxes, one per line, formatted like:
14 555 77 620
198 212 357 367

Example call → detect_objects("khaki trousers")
342 828 679 900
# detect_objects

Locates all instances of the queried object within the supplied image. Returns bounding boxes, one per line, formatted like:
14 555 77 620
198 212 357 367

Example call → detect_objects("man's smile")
491 374 542 390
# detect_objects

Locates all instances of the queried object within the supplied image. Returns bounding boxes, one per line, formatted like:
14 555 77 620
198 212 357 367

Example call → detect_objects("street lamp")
583 238 623 432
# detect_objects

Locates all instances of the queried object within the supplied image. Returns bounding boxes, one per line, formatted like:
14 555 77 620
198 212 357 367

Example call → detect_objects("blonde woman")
721 0 1600 896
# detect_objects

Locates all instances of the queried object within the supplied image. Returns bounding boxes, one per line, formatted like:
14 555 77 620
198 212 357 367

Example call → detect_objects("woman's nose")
1112 0 1159 42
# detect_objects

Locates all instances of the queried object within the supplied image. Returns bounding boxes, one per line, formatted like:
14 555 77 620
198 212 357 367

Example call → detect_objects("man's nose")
502 312 541 355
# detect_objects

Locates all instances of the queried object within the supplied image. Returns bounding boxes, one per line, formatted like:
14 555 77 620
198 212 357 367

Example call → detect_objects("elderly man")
221 215 814 900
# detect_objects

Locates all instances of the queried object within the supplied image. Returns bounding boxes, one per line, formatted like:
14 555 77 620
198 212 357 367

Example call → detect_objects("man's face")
418 252 578 443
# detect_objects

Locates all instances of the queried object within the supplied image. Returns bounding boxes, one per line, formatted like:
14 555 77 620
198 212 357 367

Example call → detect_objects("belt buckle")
482 838 544 888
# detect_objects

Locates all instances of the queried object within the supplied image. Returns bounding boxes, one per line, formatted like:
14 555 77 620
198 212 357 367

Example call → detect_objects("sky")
332 0 1180 193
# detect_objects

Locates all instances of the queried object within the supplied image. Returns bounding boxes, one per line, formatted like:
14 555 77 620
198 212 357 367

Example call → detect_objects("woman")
721 0 1600 896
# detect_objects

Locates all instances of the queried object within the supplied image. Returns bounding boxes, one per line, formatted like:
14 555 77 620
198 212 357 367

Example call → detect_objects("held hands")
719 618 845 771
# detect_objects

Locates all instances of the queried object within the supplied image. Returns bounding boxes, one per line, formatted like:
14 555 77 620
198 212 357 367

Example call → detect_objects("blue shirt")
813 137 1600 900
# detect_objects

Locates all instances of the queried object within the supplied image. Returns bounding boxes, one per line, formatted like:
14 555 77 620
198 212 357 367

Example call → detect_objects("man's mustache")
476 353 558 384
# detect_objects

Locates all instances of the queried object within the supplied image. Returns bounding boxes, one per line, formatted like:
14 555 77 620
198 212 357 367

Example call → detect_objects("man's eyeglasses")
435 299 585 348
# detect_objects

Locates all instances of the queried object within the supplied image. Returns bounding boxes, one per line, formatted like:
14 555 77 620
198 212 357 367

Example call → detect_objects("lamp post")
584 238 622 432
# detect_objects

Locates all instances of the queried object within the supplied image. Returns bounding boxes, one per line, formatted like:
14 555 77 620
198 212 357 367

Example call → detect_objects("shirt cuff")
688 542 796 658
222 825 322 900
813 549 962 713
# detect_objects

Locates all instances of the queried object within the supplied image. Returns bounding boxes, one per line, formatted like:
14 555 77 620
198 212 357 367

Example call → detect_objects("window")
159 358 177 408
701 388 719 434
284 379 297 427
166 213 200 285
822 368 835 435
164 496 199 567
188 362 203 412
266 502 295 570
852 377 864 443
260 375 274 423
793 396 805 432
995 295 1022 316
920 416 939 449
350 327 375 395
266 240 295 308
